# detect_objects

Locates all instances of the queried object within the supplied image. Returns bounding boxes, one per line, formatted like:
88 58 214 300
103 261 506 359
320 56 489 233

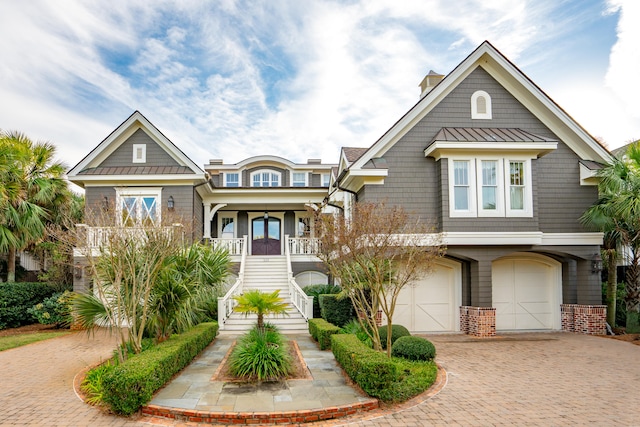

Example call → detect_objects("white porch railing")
284 234 314 320
217 235 248 330
209 237 245 256
287 237 321 255
76 224 183 248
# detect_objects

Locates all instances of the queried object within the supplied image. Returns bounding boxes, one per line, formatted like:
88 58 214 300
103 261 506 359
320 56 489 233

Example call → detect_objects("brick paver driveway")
0 330 638 426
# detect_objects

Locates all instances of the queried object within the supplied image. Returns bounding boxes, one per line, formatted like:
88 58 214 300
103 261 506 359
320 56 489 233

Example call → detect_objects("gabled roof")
348 40 613 174
67 111 204 179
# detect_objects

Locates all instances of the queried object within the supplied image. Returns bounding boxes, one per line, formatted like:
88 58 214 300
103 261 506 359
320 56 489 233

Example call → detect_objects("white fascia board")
579 163 599 186
425 141 557 160
76 174 205 186
347 169 389 177
479 53 613 164
202 189 329 205
540 232 604 245
444 232 543 245
68 112 204 177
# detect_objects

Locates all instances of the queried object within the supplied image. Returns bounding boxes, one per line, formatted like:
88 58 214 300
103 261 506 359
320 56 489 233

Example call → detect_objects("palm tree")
233 289 289 330
581 141 640 332
0 131 68 282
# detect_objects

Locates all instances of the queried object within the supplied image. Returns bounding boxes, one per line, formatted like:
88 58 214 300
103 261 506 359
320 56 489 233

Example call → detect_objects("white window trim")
505 158 533 217
250 169 281 187
223 172 241 187
218 211 238 238
477 158 505 217
291 171 308 187
115 187 162 225
471 90 492 120
449 159 477 218
447 157 532 218
321 173 330 187
132 144 147 163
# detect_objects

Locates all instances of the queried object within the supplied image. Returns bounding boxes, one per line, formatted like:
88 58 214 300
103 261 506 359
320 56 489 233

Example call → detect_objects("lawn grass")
0 331 71 351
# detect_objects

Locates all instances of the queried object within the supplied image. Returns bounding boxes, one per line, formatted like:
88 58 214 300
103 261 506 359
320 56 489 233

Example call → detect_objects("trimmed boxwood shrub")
331 334 400 398
391 336 436 361
378 324 411 349
0 282 56 329
308 318 341 350
303 284 340 318
101 322 218 415
332 334 438 402
319 294 355 327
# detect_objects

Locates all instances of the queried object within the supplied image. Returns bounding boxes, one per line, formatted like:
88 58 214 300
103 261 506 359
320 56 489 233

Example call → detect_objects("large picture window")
448 158 530 218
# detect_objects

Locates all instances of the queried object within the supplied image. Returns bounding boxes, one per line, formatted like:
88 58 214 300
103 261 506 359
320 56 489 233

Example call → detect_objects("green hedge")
319 294 355 327
303 284 341 318
331 333 438 402
379 324 411 349
0 282 57 329
308 318 341 350
101 322 218 415
331 334 399 397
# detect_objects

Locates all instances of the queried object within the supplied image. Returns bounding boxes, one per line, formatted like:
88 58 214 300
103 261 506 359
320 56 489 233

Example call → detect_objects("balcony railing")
76 224 183 249
287 237 321 255
209 238 245 256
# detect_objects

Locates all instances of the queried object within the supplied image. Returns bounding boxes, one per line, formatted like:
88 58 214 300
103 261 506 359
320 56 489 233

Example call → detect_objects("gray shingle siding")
98 128 180 168
359 66 597 234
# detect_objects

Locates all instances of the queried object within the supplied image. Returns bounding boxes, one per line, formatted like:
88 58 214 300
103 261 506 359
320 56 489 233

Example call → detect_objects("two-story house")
68 41 610 336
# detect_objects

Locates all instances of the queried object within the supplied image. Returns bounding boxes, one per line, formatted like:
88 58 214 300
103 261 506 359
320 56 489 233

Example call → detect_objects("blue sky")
0 0 638 170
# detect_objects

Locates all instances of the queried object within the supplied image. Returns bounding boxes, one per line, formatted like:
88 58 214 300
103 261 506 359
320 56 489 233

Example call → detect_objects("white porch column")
203 203 227 239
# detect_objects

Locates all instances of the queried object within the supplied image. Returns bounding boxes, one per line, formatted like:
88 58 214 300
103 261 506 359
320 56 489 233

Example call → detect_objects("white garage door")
393 259 461 333
492 253 561 330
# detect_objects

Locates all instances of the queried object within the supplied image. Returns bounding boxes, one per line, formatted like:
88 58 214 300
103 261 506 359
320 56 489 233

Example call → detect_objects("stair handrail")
217 235 248 330
284 234 314 320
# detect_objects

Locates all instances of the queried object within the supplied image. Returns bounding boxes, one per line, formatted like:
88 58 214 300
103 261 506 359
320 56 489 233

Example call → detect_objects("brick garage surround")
142 400 379 425
460 306 496 338
561 304 606 335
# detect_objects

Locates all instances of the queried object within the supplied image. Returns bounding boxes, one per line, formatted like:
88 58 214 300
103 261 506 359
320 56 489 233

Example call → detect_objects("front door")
252 216 281 255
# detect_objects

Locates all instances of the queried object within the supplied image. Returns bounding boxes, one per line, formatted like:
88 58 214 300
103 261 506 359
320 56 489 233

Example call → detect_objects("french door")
252 216 281 255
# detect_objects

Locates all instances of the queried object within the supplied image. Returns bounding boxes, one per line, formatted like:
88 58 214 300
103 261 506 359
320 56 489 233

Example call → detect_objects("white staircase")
220 256 309 334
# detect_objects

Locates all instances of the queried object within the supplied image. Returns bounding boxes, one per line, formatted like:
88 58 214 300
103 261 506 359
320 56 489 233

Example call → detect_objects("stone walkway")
0 329 638 426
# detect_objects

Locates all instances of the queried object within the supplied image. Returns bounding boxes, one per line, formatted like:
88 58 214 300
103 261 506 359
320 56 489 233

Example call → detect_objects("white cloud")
0 0 636 170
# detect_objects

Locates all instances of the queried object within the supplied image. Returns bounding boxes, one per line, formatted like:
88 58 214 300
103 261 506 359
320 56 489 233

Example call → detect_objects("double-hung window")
292 172 307 187
224 173 239 187
449 158 531 218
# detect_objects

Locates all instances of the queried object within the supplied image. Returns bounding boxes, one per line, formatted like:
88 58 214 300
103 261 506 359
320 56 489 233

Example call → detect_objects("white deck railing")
287 237 321 255
76 224 182 248
217 235 248 330
284 234 314 320
210 237 245 256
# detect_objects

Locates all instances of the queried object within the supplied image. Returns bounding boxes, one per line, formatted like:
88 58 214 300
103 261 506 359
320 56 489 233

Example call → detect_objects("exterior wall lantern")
167 196 175 211
591 253 603 275
264 211 269 220
102 196 109 210
74 264 83 279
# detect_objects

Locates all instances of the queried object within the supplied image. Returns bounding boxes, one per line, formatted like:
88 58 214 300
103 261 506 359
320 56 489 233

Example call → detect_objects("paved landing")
149 334 373 413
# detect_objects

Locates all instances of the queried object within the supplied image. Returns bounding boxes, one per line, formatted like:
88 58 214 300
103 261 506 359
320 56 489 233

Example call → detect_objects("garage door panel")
393 262 460 333
493 255 560 331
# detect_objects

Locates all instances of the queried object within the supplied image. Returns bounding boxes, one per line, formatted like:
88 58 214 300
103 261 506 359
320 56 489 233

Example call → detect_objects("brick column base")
460 306 496 338
561 304 606 335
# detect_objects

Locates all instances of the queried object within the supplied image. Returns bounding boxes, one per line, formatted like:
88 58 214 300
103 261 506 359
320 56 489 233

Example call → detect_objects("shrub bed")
0 282 56 329
308 318 341 350
319 294 355 327
101 322 218 415
331 333 437 402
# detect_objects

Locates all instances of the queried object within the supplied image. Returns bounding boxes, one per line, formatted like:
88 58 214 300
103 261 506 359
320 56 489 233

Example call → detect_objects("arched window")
250 169 281 187
471 90 492 119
